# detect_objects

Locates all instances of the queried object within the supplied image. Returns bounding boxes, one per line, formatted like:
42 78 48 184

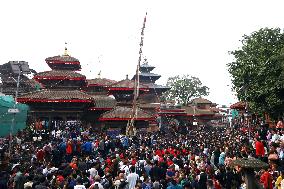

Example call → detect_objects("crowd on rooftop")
0 118 284 189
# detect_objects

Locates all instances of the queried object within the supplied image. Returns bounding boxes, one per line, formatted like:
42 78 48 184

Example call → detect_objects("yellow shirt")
275 175 282 189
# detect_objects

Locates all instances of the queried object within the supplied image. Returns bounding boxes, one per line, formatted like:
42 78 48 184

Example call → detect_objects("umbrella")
231 157 269 189
231 157 268 170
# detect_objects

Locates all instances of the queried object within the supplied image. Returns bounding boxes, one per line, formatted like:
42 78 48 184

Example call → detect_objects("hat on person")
11 164 20 171
56 175 64 182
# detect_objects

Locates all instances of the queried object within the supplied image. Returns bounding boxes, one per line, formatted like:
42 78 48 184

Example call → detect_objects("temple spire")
98 70 101 78
63 42 69 56
143 57 148 65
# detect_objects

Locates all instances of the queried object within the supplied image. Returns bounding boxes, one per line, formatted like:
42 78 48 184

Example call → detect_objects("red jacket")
36 149 44 161
66 143 73 155
260 171 272 189
255 141 265 157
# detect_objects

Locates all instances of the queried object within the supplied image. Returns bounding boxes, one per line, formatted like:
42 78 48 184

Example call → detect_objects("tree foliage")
162 75 209 105
228 27 284 118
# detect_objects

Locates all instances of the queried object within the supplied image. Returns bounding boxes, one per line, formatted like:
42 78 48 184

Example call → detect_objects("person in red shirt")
255 137 265 158
260 169 273 189
36 148 44 163
106 156 112 166
66 140 73 162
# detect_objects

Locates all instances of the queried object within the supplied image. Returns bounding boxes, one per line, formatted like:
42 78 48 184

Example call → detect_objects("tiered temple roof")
108 77 149 92
87 78 117 87
99 106 153 121
45 52 81 70
139 63 155 73
18 47 92 107
132 59 161 83
32 47 87 90
34 70 86 81
17 90 93 103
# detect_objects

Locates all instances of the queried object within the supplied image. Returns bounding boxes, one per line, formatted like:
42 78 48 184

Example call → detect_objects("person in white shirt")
120 162 130 176
88 166 98 178
89 175 103 189
126 166 139 189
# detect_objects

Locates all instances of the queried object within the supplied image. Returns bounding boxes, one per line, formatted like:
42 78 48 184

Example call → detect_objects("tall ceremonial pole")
126 12 147 136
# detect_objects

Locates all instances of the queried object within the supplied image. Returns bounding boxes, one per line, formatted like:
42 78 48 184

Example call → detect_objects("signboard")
8 108 19 113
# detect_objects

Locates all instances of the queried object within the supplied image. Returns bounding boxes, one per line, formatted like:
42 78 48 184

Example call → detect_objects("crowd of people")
0 119 284 189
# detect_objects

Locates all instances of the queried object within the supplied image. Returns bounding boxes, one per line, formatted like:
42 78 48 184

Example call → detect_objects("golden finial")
98 70 101 78
63 42 69 56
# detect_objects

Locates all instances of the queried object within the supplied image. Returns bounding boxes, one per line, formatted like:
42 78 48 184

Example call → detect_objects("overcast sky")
0 0 283 106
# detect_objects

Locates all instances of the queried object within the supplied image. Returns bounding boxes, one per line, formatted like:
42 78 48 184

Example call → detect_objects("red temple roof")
99 106 153 121
45 54 81 70
17 90 93 103
34 70 86 81
108 79 149 91
87 78 117 87
45 55 80 64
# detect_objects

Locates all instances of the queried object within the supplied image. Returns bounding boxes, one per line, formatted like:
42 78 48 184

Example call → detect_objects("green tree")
228 27 284 118
162 75 209 105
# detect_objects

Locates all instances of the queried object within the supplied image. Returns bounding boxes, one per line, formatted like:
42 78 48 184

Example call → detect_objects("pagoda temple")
85 76 117 95
132 58 170 104
82 75 117 127
108 75 149 105
98 58 171 132
17 47 94 128
95 75 152 132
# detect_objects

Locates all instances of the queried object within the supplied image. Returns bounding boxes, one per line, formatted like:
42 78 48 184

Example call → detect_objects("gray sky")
0 0 283 106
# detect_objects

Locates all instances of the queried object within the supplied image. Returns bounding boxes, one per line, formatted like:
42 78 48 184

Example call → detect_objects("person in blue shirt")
58 140 66 156
167 179 182 189
82 141 92 156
